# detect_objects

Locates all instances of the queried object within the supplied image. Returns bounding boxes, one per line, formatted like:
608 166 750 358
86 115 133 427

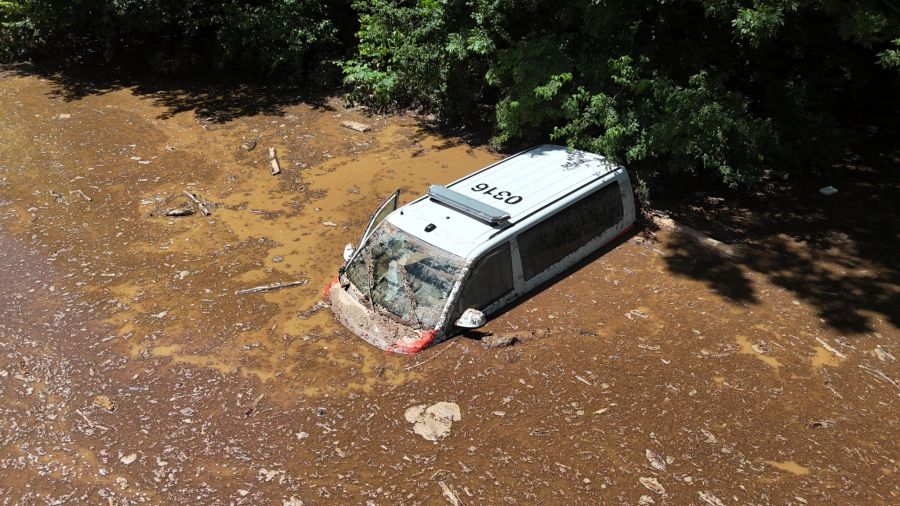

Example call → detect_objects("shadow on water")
4 61 336 122
662 234 758 304
658 130 900 334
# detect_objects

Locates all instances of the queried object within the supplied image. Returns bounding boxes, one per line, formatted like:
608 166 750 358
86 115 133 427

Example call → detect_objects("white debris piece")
639 477 666 495
404 402 462 441
646 449 666 471
699 491 726 506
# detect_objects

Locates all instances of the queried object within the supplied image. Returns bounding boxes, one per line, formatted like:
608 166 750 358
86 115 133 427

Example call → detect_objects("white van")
325 144 636 354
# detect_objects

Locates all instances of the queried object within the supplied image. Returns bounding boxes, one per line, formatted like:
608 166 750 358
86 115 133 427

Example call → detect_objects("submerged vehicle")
325 144 636 354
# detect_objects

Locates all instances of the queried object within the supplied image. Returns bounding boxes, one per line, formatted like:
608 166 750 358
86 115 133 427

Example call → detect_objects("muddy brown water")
1 70 898 505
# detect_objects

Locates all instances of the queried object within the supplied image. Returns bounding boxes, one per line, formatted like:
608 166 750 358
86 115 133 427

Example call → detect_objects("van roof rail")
427 184 510 225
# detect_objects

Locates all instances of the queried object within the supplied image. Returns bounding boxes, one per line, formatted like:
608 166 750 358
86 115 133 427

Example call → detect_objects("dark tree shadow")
662 233 758 304
656 127 900 334
4 61 335 123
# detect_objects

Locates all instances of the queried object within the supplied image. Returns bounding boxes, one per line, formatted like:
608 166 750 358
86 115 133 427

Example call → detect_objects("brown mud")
0 69 898 504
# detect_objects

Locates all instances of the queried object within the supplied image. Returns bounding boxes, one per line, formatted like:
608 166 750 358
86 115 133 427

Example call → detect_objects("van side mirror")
455 308 486 329
342 243 355 262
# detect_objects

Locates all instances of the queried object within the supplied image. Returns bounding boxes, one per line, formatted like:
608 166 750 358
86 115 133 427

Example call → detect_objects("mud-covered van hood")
326 279 439 354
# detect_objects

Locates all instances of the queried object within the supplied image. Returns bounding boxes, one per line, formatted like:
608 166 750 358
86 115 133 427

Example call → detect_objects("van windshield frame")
344 222 465 329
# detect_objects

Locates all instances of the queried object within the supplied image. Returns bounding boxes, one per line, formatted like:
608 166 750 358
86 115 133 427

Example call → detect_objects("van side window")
518 182 623 281
456 242 513 315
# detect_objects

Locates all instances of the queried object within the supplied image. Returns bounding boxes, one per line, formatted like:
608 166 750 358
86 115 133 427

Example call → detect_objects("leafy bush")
0 1 353 80
343 0 900 188
3 1 898 190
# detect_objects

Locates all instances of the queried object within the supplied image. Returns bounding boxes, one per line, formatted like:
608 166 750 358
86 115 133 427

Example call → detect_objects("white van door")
345 189 399 265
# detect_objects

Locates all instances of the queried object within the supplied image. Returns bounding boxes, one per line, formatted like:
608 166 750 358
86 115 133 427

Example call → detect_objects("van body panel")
330 144 636 353
388 145 622 260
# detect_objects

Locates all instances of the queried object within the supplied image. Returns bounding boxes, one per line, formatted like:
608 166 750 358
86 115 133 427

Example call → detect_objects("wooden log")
73 189 92 202
235 279 308 296
165 207 195 217
651 214 744 258
182 190 212 216
268 147 281 175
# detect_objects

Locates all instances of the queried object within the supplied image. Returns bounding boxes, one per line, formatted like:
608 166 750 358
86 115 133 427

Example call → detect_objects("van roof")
387 144 623 259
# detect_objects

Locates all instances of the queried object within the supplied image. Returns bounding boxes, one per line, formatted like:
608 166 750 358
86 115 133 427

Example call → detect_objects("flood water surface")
1 69 898 504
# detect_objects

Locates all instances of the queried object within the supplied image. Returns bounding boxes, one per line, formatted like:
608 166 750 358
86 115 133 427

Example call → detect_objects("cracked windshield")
346 222 463 328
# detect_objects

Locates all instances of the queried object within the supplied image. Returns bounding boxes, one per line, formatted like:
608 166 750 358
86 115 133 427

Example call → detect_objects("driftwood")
165 207 195 217
268 147 281 175
652 214 744 258
341 120 372 133
858 364 900 394
49 190 68 204
75 409 109 431
182 190 212 216
234 279 308 296
438 481 463 506
73 189 92 202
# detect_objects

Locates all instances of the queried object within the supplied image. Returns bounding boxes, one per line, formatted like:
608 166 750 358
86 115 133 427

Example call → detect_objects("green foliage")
0 1 31 60
342 0 502 126
731 3 787 46
879 38 900 71
342 0 899 188
2 0 898 190
0 1 351 79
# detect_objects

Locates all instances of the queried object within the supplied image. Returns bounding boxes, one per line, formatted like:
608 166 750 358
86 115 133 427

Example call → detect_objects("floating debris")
698 491 726 506
235 279 309 296
404 402 461 441
819 185 838 196
646 449 666 471
340 120 371 133
480 334 516 349
93 395 116 412
268 147 282 175
639 477 666 495
164 207 195 217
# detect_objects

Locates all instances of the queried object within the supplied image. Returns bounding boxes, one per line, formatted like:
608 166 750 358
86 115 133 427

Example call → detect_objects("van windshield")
345 222 465 329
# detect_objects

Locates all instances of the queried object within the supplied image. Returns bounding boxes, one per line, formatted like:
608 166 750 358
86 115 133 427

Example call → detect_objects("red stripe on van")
386 329 437 354
322 275 340 298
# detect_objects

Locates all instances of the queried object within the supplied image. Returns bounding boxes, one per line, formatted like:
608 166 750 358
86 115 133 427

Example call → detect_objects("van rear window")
518 182 623 280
